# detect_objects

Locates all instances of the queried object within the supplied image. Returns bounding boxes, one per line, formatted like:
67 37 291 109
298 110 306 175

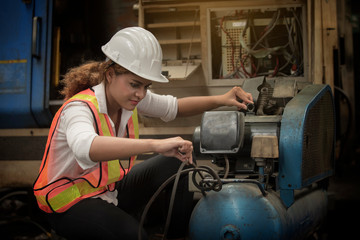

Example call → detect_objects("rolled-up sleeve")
61 102 98 169
137 90 178 122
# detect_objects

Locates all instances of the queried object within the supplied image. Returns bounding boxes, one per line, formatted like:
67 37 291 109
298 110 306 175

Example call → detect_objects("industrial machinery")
0 0 346 239
189 78 335 240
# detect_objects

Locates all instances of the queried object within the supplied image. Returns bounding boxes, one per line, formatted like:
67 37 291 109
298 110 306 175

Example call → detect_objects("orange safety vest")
33 89 139 213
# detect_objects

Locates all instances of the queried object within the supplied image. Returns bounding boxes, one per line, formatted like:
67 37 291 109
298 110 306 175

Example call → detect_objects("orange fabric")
33 89 137 213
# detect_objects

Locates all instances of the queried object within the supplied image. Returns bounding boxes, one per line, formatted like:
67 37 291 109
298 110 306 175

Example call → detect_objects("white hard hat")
101 27 168 83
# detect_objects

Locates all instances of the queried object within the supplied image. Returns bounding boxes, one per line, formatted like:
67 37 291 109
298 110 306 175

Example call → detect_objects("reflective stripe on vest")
33 89 139 213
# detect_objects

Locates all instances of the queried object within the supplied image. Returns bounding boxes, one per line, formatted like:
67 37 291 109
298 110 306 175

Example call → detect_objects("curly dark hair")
60 60 129 100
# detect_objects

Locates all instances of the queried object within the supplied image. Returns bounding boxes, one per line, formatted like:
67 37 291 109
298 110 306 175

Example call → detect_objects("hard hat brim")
101 46 169 83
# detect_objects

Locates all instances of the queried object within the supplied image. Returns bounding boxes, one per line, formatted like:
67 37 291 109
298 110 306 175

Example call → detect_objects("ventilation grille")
302 91 334 184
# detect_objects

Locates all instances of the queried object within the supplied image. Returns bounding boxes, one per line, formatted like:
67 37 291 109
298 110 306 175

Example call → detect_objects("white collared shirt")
47 82 178 205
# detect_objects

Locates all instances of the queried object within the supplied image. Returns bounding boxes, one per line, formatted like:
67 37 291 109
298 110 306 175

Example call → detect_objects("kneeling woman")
33 27 253 240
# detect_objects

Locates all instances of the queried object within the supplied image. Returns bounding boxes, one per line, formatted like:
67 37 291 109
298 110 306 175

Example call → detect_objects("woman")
33 27 253 240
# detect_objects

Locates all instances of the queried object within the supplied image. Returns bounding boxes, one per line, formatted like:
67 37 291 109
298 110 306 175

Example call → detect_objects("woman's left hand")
221 86 253 110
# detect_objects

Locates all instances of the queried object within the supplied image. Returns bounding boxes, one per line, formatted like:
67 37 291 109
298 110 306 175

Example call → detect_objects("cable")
191 165 222 193
291 8 304 72
138 163 222 240
224 155 230 179
271 56 280 77
163 161 187 238
220 8 304 78
251 10 280 51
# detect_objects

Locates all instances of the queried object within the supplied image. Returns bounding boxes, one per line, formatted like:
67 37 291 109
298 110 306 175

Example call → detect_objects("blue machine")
190 81 335 240
0 0 53 128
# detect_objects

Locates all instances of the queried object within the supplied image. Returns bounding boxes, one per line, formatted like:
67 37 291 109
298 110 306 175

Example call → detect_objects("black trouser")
47 155 194 240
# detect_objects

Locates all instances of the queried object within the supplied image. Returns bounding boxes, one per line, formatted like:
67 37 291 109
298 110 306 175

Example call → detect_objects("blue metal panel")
0 0 36 127
278 84 334 206
31 0 53 127
0 0 53 128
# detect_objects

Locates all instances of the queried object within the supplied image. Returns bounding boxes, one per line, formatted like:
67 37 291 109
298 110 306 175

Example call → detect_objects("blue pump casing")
279 84 335 206
189 84 335 240
189 184 328 240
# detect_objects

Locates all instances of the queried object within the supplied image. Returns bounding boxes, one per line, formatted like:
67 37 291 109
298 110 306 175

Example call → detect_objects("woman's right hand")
89 136 193 164
154 137 193 164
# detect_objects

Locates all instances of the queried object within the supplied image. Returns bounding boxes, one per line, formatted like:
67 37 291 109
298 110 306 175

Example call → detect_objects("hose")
224 155 230 179
138 162 222 240
163 161 187 238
